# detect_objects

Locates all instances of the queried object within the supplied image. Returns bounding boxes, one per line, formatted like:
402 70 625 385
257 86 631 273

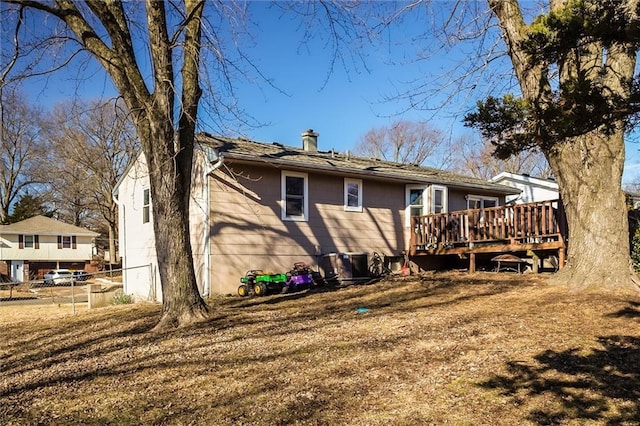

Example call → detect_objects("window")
143 188 150 224
344 178 363 212
18 234 39 249
431 185 448 214
406 185 426 227
281 171 308 221
467 195 499 210
406 185 448 226
57 235 77 249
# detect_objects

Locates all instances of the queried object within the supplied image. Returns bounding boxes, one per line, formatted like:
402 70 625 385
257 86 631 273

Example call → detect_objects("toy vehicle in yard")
238 270 287 297
238 263 323 297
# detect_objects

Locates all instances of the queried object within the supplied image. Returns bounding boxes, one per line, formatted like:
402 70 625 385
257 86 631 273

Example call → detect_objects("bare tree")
44 99 139 265
3 0 216 328
3 0 369 328
353 120 447 165
451 134 551 181
0 89 46 223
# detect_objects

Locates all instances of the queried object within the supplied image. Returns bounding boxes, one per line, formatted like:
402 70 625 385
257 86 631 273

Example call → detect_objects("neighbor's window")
143 188 150 224
467 195 498 210
58 235 77 249
344 178 363 212
19 234 38 249
282 171 308 221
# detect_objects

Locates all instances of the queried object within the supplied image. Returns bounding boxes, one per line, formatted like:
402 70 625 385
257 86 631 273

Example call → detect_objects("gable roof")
198 134 519 195
0 215 100 237
491 172 559 191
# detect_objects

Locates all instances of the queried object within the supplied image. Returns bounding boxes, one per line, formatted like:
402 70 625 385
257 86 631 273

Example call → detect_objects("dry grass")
1 272 639 425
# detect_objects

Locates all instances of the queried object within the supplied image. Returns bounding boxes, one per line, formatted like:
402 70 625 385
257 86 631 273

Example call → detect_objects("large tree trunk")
144 128 209 331
548 127 638 292
489 0 640 294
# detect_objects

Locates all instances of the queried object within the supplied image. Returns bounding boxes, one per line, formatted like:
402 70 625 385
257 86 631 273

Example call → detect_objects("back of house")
114 130 517 300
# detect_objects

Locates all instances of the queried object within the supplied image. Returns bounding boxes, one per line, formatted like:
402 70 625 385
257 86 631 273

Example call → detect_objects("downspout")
202 154 224 297
112 191 127 295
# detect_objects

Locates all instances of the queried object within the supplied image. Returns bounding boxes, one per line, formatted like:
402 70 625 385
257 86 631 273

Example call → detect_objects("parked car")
43 269 74 286
72 270 90 282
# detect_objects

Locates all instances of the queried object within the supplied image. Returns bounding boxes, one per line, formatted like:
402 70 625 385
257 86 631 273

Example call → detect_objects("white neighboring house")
490 172 559 204
0 215 99 282
112 146 217 302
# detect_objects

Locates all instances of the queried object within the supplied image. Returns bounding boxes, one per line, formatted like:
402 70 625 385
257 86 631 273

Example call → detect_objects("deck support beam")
469 252 476 273
528 250 540 273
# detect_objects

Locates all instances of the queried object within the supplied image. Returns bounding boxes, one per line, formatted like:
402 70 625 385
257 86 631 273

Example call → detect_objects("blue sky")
12 1 640 184
228 3 480 153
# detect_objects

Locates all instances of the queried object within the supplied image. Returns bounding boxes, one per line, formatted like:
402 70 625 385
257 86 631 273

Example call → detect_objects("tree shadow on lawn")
480 335 640 424
226 273 528 310
606 301 640 319
198 273 529 338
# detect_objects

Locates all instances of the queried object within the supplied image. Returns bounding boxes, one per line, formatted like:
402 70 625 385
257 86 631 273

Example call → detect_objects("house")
114 130 519 300
490 172 559 204
0 215 100 282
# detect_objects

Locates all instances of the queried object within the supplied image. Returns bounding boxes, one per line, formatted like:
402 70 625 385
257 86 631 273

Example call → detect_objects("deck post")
531 251 540 273
558 247 565 270
469 252 476 273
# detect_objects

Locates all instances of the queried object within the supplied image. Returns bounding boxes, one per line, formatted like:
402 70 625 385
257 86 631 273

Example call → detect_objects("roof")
0 215 100 237
490 172 559 191
198 134 519 195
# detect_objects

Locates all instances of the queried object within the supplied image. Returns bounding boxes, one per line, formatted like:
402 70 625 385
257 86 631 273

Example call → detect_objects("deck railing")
410 199 567 252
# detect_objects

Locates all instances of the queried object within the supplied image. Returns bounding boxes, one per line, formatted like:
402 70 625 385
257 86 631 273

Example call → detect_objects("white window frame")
466 195 499 210
281 171 309 221
143 188 150 224
344 178 363 212
406 185 427 227
62 235 72 249
406 185 449 226
430 185 448 214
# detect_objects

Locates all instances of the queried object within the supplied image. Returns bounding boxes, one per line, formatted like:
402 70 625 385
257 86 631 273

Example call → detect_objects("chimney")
301 129 319 152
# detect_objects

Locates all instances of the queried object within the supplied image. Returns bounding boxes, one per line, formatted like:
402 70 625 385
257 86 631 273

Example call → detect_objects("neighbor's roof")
0 215 100 237
491 172 559 190
198 134 519 195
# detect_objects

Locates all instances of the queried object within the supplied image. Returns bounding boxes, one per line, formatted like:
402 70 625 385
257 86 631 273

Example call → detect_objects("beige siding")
208 164 406 294
448 188 506 212
0 234 94 262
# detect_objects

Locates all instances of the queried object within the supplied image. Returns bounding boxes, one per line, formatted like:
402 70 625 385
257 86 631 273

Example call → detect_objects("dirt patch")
1 272 639 425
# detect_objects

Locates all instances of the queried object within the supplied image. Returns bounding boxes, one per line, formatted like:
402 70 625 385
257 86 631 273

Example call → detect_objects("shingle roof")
0 215 100 237
197 133 519 194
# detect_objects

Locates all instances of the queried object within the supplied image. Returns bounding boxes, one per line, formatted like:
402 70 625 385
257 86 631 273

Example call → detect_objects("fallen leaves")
1 272 639 425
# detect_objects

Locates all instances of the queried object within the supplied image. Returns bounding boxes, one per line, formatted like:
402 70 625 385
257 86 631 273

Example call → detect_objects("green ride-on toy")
238 270 288 297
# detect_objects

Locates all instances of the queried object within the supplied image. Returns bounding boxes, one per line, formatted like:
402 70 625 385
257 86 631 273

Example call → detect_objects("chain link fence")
0 266 145 308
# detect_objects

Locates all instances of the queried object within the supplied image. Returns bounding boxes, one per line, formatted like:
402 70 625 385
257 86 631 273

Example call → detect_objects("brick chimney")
301 129 319 152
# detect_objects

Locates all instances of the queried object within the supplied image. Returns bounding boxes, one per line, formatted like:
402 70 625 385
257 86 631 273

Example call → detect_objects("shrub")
111 292 133 305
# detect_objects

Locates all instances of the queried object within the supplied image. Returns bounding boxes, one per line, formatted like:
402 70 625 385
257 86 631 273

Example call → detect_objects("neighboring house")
490 172 559 204
0 215 100 282
114 130 518 300
627 192 640 209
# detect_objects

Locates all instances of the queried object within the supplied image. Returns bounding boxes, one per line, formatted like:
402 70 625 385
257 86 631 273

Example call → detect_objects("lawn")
1 272 639 425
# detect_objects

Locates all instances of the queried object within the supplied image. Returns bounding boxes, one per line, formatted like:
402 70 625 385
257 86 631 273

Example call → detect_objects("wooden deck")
409 200 568 273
